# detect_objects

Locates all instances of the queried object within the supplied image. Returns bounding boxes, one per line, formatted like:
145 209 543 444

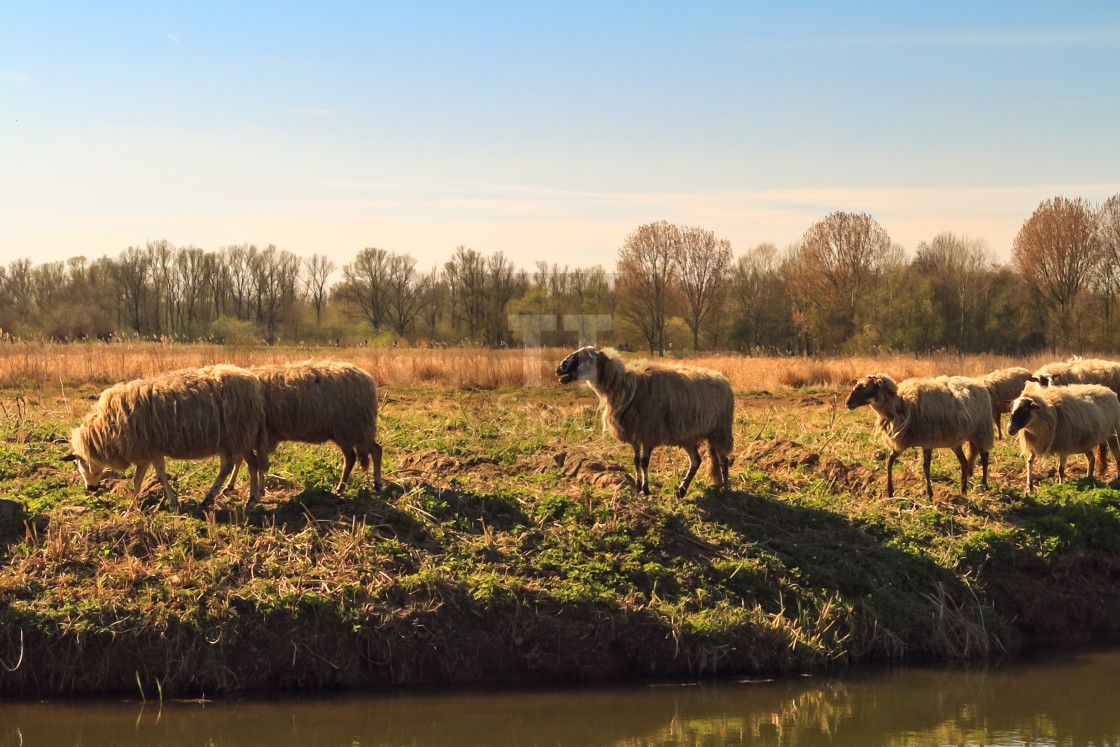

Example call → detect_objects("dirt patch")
392 447 634 492
395 450 504 480
550 448 635 491
744 438 877 493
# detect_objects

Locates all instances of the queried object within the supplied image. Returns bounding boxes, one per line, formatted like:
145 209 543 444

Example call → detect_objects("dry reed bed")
0 342 1068 392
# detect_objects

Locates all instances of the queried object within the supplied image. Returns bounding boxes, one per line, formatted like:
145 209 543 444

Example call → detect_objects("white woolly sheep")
1033 357 1120 394
63 365 268 510
225 360 383 494
846 373 994 499
980 366 1033 438
1007 383 1120 493
555 346 733 498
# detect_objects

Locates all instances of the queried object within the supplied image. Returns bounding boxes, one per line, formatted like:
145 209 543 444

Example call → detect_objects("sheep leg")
924 448 938 498
222 460 242 494
151 458 179 511
336 445 357 493
676 444 702 499
951 445 970 495
885 451 898 498
631 445 645 494
203 453 238 507
1107 435 1120 482
1086 450 1097 480
371 441 384 490
1057 456 1068 484
979 450 990 489
132 461 150 507
1026 453 1035 493
640 446 654 495
1097 442 1110 479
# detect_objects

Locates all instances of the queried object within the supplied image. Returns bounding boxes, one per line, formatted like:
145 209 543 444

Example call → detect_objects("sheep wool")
846 373 994 499
1033 357 1120 395
980 367 1032 438
64 365 267 509
225 360 383 494
555 346 733 498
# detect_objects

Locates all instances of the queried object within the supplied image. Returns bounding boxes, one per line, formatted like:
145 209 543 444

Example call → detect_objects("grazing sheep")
846 373 994 499
62 365 267 510
1007 384 1120 493
980 367 1033 438
225 360 383 494
554 346 733 498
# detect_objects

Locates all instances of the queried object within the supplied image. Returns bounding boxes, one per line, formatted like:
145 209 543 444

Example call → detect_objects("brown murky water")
2 647 1119 746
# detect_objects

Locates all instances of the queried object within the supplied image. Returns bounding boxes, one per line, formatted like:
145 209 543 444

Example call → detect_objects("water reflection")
2 648 1119 746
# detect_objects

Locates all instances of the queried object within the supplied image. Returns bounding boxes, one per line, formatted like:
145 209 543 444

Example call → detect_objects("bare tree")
385 252 428 337
442 246 488 340
335 247 392 331
1098 194 1120 343
789 211 894 351
730 242 792 352
252 245 301 336
676 225 732 351
113 246 152 334
302 253 336 327
616 220 680 356
912 233 994 351
1012 196 1104 347
486 251 524 345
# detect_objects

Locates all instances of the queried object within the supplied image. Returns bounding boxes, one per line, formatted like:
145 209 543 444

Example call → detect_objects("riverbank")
3 382 1120 696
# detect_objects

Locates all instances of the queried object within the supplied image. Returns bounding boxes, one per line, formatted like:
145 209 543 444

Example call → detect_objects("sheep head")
61 427 109 492
845 374 894 410
1007 396 1040 436
556 346 601 385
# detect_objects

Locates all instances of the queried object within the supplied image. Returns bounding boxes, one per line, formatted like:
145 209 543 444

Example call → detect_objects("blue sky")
2 1 1119 272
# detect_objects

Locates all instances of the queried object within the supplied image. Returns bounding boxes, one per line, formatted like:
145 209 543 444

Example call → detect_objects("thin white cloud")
167 33 180 45
305 106 329 117
0 69 30 85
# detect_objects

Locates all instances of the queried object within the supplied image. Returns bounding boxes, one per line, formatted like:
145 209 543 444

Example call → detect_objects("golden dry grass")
0 340 1074 392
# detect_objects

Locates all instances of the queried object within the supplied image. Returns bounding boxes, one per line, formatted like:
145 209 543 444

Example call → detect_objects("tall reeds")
0 340 1067 392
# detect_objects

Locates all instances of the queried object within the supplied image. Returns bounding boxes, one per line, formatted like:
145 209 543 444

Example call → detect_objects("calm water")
3 648 1120 746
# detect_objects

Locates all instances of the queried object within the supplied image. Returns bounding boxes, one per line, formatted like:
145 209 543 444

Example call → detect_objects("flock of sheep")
58 348 1120 509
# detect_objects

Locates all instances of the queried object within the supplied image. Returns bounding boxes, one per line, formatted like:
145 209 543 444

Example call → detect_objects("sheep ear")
61 453 78 462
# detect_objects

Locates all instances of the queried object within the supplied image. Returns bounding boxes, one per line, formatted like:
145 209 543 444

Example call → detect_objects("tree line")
1 194 1118 355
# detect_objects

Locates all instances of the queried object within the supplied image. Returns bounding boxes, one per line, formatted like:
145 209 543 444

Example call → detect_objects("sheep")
1032 357 1120 394
62 365 268 510
979 367 1033 438
1007 383 1120 493
224 360 383 494
554 346 733 498
1030 358 1120 474
846 373 994 499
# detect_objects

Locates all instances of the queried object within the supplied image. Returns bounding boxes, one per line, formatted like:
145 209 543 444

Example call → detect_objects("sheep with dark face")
979 367 1032 438
555 346 733 498
62 365 267 510
846 373 994 499
224 360 383 494
1007 383 1120 493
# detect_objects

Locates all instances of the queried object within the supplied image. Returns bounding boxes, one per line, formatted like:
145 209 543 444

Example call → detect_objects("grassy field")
2 343 1120 697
